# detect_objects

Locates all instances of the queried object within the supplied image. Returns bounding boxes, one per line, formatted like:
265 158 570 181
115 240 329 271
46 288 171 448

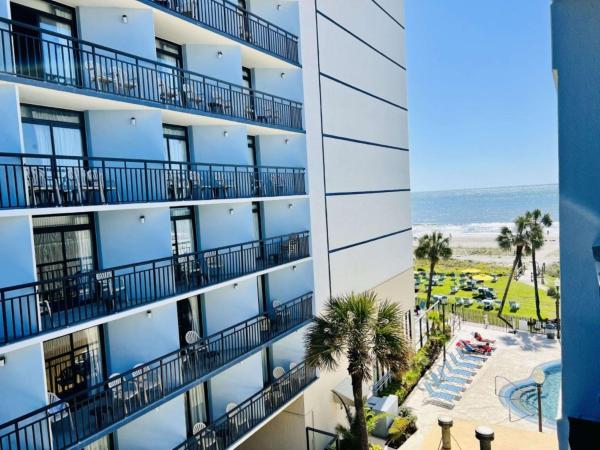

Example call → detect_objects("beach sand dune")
413 223 560 267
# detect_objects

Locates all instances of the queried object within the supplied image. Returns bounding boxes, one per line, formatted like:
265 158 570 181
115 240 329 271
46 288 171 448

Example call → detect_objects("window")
163 124 189 164
156 37 183 69
33 213 96 282
177 296 202 346
171 207 196 256
21 104 85 159
185 383 209 434
44 326 106 399
242 67 253 90
247 135 257 166
11 1 77 83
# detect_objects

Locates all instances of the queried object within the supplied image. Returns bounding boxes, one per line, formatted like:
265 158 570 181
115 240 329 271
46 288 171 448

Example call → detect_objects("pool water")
503 362 561 425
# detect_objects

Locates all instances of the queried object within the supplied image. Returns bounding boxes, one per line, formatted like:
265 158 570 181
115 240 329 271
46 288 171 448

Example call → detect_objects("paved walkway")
400 323 561 450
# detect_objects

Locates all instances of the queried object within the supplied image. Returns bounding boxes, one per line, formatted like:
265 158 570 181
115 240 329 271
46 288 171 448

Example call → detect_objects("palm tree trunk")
351 373 369 450
426 260 435 308
497 247 521 329
531 248 544 321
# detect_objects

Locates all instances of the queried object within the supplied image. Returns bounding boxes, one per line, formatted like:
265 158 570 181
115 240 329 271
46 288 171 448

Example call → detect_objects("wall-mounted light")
292 265 297 271
233 283 239 289
229 208 235 215
0 356 5 367
139 215 145 224
130 117 136 127
121 14 128 24
288 203 293 209
223 130 229 137
284 138 290 145
146 310 152 318
217 50 223 59
280 72 286 79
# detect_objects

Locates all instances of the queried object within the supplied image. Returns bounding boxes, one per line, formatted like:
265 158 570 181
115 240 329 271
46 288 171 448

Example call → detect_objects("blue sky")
406 0 558 192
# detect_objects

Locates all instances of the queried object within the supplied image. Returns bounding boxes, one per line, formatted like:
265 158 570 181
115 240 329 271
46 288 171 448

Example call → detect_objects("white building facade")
552 0 600 447
0 1 412 449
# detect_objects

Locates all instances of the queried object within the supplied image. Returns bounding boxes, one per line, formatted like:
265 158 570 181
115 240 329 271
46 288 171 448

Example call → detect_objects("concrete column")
475 425 494 450
438 415 453 450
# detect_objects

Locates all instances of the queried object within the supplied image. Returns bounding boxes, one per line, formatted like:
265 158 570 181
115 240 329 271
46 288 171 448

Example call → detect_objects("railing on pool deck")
0 152 306 210
174 362 317 450
144 0 300 64
0 231 310 346
0 294 314 450
0 17 303 130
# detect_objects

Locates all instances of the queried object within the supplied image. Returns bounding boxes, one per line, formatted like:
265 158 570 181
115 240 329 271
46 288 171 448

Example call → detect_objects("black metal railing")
0 152 306 210
0 294 313 450
174 362 317 450
145 0 299 63
0 231 310 345
0 18 303 130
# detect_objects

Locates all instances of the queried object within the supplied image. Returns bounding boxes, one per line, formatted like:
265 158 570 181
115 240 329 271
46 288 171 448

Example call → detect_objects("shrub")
369 445 383 450
386 414 418 448
547 287 557 298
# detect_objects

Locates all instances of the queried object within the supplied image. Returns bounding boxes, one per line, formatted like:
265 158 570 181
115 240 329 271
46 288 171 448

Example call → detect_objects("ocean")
411 184 559 228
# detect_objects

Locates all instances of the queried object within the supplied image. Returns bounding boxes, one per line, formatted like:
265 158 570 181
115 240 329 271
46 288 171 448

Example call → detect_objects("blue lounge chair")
438 366 471 385
446 360 476 378
449 352 481 370
422 381 456 409
430 372 466 393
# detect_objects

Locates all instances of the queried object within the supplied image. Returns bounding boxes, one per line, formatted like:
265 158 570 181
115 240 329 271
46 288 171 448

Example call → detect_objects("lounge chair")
422 381 457 409
449 352 481 370
430 372 466 393
438 366 471 384
445 360 476 378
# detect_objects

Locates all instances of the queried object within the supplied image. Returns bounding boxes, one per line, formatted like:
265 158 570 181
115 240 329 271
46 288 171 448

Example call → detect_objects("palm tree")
305 292 411 450
496 215 530 328
523 209 553 321
414 232 453 307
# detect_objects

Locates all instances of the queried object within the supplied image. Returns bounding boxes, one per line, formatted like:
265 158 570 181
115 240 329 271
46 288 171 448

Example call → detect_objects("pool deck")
400 323 561 450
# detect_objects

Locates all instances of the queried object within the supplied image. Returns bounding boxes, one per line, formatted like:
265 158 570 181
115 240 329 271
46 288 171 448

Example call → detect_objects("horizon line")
412 182 558 194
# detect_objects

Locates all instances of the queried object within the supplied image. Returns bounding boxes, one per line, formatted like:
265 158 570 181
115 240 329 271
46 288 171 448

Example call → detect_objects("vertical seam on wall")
314 1 333 299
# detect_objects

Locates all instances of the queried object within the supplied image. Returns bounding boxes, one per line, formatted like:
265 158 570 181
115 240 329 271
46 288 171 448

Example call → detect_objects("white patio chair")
273 366 285 379
47 392 75 431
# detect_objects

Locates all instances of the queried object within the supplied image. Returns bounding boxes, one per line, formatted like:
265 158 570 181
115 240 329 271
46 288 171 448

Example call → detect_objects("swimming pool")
499 361 561 427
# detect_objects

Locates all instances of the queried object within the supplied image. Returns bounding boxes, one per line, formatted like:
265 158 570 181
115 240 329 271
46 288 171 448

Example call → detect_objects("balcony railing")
174 362 317 450
0 18 303 130
0 231 310 345
0 294 313 450
0 152 306 210
145 0 299 64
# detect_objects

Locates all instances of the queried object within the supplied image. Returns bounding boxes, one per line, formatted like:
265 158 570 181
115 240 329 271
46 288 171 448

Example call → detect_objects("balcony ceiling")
5 81 297 136
55 0 300 69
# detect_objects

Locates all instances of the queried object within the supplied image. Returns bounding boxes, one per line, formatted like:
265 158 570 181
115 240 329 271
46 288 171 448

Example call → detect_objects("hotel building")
552 0 600 447
0 1 412 449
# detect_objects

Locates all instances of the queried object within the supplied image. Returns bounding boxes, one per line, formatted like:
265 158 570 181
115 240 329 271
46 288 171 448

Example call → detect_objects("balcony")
0 294 313 450
0 152 306 211
0 18 303 131
143 0 300 64
175 362 317 450
0 231 310 346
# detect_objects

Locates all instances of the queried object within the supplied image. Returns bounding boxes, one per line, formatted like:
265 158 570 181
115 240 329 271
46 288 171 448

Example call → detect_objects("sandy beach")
413 223 560 267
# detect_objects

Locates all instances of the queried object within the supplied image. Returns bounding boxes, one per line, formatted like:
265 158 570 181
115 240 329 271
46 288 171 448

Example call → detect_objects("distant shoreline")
413 222 560 267
412 182 558 195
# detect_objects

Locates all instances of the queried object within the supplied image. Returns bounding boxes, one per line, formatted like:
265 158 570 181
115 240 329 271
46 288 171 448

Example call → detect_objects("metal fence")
146 0 299 63
0 152 305 210
174 362 317 450
0 18 303 130
0 231 310 345
0 294 313 450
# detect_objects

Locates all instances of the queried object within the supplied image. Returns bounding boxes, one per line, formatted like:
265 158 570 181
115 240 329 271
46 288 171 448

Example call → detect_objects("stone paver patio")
400 322 560 450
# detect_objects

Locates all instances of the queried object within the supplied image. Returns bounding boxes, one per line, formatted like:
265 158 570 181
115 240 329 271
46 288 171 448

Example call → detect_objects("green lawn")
414 259 557 319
